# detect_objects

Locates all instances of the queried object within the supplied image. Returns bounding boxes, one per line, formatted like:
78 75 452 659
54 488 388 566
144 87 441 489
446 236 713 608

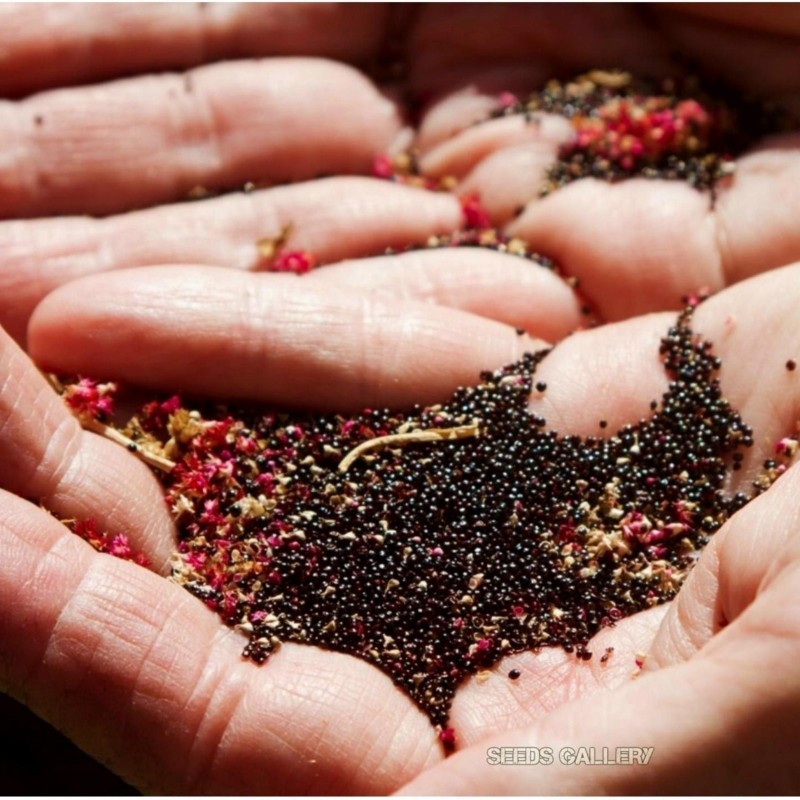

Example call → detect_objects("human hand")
3 4 799 347
2 3 800 794
0 254 792 793
408 4 800 320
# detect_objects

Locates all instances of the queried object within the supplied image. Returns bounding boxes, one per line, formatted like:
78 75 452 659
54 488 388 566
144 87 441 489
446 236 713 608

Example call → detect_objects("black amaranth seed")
123 307 794 742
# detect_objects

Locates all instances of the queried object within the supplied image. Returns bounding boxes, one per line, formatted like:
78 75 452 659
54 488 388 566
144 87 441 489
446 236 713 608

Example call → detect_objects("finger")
0 178 462 344
508 178 726 319
505 136 800 319
25 262 741 430
456 142 564 225
28 265 549 411
409 10 800 315
0 489 439 794
646 462 800 672
641 267 800 668
0 4 389 97
415 86 540 154
0 58 402 218
0 325 175 569
417 113 572 184
307 247 585 341
710 134 800 286
688 263 800 486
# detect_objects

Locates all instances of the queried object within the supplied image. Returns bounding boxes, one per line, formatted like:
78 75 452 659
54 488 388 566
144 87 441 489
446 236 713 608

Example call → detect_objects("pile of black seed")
491 70 792 195
140 307 780 741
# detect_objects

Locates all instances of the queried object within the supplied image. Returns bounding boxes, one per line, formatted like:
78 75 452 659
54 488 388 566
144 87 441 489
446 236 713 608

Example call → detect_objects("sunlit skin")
1 4 799 794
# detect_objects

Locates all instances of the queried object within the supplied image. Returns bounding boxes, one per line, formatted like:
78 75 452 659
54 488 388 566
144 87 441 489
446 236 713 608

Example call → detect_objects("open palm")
0 258 793 793
1 3 799 794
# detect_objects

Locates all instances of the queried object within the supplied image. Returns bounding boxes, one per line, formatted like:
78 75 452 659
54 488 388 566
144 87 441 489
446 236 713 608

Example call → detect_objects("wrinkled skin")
0 4 799 794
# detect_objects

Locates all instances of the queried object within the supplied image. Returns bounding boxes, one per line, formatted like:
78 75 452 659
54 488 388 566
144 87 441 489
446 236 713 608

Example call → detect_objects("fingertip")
526 314 673 436
28 266 183 376
28 276 96 373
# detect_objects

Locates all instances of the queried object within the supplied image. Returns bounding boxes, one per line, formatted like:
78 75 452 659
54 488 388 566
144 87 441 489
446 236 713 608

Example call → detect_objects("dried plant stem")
43 371 176 473
41 370 65 393
338 424 480 473
81 417 176 472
